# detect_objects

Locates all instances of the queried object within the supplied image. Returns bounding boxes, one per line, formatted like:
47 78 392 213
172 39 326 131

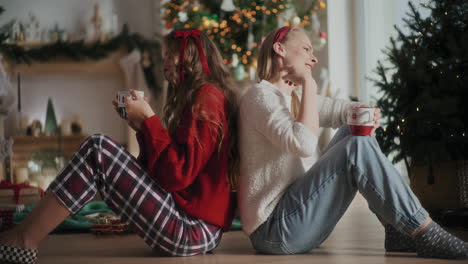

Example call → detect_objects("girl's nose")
311 56 318 65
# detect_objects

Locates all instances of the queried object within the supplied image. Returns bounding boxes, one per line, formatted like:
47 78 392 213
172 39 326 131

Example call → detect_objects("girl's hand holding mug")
112 90 154 131
346 106 381 136
371 107 381 136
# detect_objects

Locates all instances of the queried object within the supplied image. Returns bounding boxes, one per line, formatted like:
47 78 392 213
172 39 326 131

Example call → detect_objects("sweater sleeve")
316 95 367 129
135 131 147 165
242 88 317 157
138 87 225 191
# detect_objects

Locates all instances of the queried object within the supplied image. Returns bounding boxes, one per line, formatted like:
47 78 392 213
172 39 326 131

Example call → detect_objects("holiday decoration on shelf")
48 22 66 42
44 98 58 136
0 24 163 97
371 0 468 180
162 0 326 80
23 12 42 43
27 120 42 137
90 4 103 41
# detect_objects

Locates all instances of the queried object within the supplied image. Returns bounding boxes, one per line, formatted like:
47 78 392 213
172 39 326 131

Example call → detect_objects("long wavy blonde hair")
162 29 239 190
257 27 302 118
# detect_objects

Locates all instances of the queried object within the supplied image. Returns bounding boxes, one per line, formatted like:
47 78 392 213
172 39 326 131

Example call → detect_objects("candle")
15 168 28 183
17 72 21 113
42 168 57 178
47 176 55 188
60 119 72 136
28 181 38 187
37 176 55 190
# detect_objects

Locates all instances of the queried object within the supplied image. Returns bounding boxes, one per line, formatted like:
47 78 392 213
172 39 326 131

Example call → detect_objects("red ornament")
319 32 327 39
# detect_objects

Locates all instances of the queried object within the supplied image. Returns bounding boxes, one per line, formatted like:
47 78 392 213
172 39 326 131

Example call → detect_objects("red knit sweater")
136 84 236 231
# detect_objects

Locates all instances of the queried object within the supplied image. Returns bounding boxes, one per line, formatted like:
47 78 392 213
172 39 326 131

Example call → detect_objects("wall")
327 0 431 179
327 0 358 100
328 0 430 102
116 0 156 39
0 0 156 144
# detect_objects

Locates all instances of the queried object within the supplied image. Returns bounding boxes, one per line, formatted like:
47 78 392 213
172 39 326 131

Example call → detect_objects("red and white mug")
347 106 375 136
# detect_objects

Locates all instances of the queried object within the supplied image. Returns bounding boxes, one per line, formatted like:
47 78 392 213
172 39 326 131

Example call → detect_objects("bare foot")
0 228 37 250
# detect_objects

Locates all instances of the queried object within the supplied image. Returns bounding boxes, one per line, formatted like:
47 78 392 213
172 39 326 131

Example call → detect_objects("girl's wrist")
302 76 317 91
143 111 155 121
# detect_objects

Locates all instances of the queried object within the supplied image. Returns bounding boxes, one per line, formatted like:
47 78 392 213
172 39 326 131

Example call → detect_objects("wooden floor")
37 194 468 264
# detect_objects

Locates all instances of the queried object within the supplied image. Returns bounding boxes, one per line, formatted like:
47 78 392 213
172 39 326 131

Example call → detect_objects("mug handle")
365 111 372 123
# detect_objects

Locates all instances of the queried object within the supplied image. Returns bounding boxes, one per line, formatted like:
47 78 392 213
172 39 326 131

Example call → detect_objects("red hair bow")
174 30 211 82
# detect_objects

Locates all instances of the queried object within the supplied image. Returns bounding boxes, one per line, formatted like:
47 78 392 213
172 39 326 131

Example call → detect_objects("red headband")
274 26 292 43
174 30 211 82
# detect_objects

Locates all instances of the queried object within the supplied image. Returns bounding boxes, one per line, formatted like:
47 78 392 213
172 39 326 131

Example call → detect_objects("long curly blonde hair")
162 29 239 190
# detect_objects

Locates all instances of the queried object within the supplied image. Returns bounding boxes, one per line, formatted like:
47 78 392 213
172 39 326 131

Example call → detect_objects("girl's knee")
90 133 110 142
88 134 117 148
347 134 375 146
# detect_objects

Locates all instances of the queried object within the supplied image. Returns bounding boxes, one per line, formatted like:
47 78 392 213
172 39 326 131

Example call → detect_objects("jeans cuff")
399 207 429 235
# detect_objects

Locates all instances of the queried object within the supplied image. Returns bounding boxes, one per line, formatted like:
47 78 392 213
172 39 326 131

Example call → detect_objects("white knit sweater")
238 80 363 235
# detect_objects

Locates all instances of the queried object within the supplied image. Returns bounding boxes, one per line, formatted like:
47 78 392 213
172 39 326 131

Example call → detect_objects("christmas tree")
373 0 468 181
162 0 327 79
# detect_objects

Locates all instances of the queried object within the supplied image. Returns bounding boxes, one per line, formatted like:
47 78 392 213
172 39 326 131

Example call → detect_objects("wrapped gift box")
0 181 43 205
0 188 42 205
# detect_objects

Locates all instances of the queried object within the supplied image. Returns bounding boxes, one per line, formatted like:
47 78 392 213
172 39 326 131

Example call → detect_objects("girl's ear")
272 42 286 58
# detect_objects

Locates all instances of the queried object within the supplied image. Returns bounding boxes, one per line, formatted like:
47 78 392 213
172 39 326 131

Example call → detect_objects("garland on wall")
0 24 163 96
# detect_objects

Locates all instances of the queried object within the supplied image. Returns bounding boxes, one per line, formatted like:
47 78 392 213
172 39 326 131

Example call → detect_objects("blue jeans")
249 125 429 254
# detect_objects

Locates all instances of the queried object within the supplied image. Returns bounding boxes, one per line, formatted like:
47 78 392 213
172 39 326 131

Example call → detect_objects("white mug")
347 106 375 136
117 90 144 119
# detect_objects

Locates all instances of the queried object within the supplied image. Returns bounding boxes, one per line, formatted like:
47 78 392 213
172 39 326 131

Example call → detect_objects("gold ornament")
318 1 326 10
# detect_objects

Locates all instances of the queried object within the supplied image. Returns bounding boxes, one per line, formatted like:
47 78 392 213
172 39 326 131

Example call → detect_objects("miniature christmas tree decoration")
44 98 58 135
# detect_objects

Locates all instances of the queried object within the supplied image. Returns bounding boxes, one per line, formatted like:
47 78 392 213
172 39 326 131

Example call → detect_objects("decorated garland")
0 24 163 96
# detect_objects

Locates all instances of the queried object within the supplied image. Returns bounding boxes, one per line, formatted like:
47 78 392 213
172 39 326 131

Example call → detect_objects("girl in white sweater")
238 26 467 259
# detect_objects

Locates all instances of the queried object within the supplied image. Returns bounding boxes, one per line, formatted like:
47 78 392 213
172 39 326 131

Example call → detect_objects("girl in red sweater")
0 29 238 263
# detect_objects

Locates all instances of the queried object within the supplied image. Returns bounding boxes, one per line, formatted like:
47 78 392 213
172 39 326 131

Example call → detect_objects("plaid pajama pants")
47 134 222 256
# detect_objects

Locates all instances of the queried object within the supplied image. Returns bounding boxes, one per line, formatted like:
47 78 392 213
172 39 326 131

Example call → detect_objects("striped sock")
414 221 468 259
